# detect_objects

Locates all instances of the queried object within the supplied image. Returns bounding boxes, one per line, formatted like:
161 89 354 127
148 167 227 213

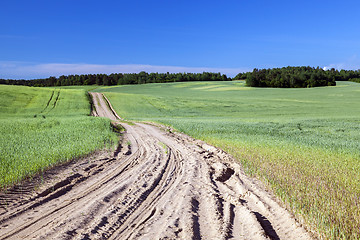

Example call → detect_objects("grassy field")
97 81 360 239
0 85 118 188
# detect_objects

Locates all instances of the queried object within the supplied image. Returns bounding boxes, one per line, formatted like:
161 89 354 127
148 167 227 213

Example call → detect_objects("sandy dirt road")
0 92 313 240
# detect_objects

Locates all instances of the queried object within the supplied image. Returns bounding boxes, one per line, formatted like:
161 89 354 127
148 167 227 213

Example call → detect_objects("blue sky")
1 0 360 79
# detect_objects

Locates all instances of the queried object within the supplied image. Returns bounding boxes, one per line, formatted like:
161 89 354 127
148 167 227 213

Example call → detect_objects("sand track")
0 92 313 239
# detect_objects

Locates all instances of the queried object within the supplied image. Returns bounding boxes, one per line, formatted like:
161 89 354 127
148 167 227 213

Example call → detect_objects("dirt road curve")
0 93 313 240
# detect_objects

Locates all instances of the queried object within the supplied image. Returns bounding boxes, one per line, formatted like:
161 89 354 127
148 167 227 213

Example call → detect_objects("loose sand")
0 92 313 240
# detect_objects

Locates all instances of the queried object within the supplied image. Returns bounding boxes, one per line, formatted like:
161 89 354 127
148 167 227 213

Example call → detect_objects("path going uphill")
0 92 313 240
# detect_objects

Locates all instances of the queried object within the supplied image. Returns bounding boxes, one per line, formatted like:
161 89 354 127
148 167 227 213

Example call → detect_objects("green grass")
0 85 118 188
48 85 101 91
97 81 360 239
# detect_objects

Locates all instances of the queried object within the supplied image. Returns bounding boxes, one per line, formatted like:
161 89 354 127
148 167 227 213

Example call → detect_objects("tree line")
2 67 360 88
0 71 230 87
234 66 360 88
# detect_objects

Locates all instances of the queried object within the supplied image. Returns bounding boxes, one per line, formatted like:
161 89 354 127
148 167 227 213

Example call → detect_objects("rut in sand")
0 92 313 240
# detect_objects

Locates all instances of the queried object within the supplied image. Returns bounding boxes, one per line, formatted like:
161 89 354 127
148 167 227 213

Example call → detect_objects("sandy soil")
0 92 313 240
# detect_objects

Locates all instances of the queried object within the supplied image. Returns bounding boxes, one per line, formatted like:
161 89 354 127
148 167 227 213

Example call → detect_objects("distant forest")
234 66 360 88
2 67 360 88
0 72 230 87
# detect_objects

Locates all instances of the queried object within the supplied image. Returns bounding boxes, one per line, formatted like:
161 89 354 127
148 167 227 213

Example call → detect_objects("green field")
0 85 118 188
97 81 360 239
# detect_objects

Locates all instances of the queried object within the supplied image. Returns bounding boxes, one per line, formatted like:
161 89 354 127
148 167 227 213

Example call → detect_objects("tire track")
40 90 55 113
52 90 60 109
46 90 61 114
0 92 313 240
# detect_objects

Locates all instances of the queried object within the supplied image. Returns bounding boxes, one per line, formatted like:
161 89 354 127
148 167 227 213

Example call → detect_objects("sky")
1 0 360 79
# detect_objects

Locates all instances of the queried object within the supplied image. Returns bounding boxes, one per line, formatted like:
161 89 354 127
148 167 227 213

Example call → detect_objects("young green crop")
0 85 118 188
97 81 360 239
